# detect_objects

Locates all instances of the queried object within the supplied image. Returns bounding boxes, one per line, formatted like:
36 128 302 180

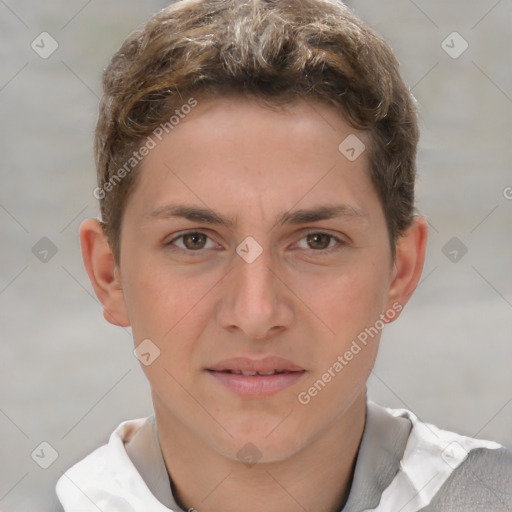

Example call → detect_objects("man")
56 0 512 510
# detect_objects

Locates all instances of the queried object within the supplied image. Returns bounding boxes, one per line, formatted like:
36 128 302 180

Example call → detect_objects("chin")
217 420 306 464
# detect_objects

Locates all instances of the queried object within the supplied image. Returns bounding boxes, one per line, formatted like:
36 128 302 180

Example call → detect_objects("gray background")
1 1 511 510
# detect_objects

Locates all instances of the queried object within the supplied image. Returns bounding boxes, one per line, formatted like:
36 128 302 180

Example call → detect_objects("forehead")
125 95 383 229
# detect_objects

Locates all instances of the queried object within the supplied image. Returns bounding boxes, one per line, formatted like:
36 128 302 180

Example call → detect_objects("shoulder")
423 444 512 511
55 417 154 511
372 402 512 511
459 441 512 477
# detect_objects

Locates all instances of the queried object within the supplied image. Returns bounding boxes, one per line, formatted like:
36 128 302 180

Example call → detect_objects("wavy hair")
95 0 419 264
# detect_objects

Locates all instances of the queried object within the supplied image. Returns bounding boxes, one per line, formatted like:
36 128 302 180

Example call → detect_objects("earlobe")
385 216 428 317
79 219 131 327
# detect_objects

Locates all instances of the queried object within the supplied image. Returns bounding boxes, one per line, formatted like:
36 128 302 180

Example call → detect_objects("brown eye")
306 233 332 250
294 231 345 255
182 232 208 250
165 231 219 253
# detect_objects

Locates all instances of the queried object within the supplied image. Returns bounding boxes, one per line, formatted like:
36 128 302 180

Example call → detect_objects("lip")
207 356 304 373
207 370 306 397
206 356 306 397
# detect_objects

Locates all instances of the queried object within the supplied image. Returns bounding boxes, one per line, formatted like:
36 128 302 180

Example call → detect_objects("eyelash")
165 230 346 255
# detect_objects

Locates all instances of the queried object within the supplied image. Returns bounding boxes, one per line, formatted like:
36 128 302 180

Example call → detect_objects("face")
115 96 402 462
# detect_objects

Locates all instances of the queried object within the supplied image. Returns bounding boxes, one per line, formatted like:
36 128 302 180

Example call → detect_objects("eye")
164 230 345 254
166 231 219 252
295 231 345 253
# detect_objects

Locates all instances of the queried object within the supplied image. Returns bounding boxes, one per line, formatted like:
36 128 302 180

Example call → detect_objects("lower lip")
207 370 306 397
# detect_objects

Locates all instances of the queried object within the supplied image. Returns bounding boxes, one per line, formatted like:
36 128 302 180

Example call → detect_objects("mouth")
207 355 304 374
211 369 299 376
206 356 306 397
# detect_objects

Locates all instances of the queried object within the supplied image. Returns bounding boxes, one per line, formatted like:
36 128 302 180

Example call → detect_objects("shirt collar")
126 400 413 512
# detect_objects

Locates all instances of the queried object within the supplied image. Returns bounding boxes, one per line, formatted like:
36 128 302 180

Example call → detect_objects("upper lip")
207 356 304 373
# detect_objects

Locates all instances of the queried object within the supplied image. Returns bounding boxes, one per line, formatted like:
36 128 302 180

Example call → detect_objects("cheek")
122 262 215 344
295 266 385 417
293 260 388 342
124 267 219 393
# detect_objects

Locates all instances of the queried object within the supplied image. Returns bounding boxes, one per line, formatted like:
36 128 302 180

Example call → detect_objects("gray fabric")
52 495 65 512
339 401 413 512
419 445 512 512
122 401 413 512
124 416 181 510
57 403 512 511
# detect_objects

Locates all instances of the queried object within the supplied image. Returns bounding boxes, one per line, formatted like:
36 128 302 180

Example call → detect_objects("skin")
81 96 427 512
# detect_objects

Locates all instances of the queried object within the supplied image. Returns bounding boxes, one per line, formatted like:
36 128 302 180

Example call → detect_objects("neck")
155 392 367 512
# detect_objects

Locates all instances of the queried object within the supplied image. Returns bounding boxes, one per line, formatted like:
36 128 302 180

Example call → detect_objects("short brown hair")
95 0 419 264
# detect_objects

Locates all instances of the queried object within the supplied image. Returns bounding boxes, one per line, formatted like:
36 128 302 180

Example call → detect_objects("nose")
215 246 294 341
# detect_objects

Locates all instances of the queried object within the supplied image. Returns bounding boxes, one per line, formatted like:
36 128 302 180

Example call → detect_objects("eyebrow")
147 203 369 229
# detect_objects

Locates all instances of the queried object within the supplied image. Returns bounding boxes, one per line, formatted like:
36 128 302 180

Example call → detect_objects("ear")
385 215 428 319
79 218 130 327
